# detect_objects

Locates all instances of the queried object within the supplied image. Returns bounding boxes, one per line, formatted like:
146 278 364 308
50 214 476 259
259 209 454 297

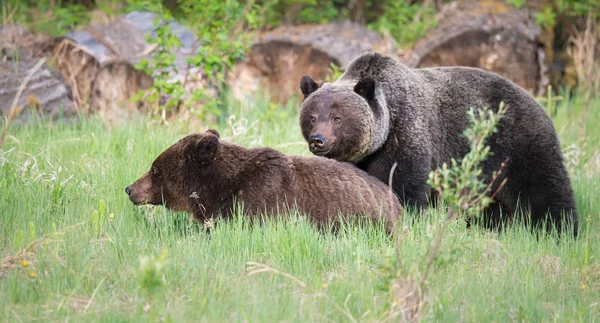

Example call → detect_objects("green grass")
1 91 599 322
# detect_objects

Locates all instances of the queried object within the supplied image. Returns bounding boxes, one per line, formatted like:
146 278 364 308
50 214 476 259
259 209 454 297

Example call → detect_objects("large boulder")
33 36 100 108
399 0 550 96
34 11 201 119
227 21 398 104
1 26 76 121
66 11 197 69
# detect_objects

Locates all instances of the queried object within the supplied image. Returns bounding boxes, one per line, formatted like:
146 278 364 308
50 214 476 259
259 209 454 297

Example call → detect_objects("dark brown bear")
299 52 578 237
125 129 402 233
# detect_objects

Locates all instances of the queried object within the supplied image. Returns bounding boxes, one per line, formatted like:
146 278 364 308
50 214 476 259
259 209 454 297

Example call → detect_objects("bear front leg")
392 171 430 211
394 152 432 210
359 152 431 211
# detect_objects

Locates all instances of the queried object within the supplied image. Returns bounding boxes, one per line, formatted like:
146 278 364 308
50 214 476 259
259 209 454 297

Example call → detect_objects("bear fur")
299 52 578 236
125 129 402 233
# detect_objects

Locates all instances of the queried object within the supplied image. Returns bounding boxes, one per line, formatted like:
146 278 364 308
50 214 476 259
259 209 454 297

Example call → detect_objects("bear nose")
125 186 132 195
309 134 326 148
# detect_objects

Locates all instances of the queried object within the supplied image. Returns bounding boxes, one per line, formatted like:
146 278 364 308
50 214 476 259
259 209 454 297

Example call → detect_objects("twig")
1 2 18 29
84 276 106 313
387 161 407 268
84 25 121 57
52 40 86 107
53 37 97 61
420 208 456 287
7 307 24 323
0 57 46 149
2 221 85 273
136 43 158 58
490 178 508 200
470 157 510 206
109 222 120 241
246 262 307 288
388 162 398 191
387 161 404 223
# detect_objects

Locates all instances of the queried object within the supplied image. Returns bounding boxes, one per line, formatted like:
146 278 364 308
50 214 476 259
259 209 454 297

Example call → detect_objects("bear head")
298 75 390 163
125 129 223 213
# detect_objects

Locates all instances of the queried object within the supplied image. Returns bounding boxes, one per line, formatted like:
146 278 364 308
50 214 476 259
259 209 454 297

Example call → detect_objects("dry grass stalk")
246 262 358 322
1 238 46 278
0 57 46 149
47 38 94 107
0 221 85 278
386 276 424 323
568 12 600 94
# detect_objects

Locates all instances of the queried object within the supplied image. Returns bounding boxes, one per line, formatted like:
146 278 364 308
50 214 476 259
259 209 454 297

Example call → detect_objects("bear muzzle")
126 172 153 205
309 134 330 155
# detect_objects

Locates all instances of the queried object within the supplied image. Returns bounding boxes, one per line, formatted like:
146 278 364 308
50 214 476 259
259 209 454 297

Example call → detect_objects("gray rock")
65 11 198 72
0 49 76 121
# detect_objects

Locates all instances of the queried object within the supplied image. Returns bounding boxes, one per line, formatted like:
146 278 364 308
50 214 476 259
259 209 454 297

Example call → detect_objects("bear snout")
126 172 152 205
309 134 327 153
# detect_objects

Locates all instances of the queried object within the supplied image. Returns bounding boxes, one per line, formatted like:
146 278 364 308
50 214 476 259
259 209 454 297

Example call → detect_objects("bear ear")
188 134 220 163
205 129 220 138
300 75 320 99
354 77 376 101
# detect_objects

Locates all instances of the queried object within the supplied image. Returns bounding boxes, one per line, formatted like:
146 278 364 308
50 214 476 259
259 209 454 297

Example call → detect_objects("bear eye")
310 116 316 123
333 116 342 123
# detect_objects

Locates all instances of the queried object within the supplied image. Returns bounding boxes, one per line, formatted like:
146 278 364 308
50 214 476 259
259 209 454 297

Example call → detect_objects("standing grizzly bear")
125 129 402 233
299 52 578 236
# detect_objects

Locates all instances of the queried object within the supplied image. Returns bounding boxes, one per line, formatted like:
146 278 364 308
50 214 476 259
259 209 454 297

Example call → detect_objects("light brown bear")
125 129 403 234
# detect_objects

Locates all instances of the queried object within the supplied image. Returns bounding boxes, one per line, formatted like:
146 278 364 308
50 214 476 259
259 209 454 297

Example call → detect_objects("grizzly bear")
299 52 578 236
125 129 402 234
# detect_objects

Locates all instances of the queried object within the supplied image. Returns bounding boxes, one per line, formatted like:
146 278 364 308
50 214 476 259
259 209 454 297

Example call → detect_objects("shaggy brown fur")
126 129 403 234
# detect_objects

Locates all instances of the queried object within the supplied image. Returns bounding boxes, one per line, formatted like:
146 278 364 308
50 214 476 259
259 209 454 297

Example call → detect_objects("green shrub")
366 1 439 48
130 0 261 120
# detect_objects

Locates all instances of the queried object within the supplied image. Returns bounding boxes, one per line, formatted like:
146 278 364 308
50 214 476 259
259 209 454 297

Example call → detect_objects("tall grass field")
1 91 599 322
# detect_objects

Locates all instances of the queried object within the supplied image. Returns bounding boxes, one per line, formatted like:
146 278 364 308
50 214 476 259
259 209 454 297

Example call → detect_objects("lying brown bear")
125 129 402 233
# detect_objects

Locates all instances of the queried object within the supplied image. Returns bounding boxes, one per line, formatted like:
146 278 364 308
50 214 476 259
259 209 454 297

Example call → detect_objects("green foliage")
131 0 260 120
535 6 558 28
536 85 564 117
533 0 600 29
375 104 508 319
137 250 169 292
507 0 599 27
88 199 108 238
257 0 348 26
4 0 90 36
554 0 600 18
428 104 507 219
367 1 438 47
324 62 343 83
506 0 526 9
257 0 440 47
131 7 184 111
